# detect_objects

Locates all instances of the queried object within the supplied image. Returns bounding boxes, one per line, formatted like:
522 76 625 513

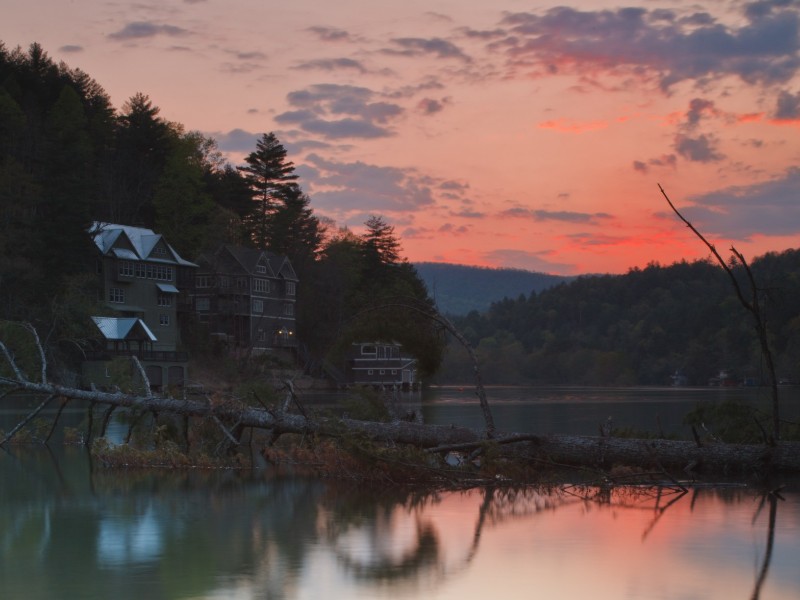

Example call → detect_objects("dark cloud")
385 37 472 62
565 233 630 247
460 27 507 40
633 154 678 173
108 21 190 40
675 134 724 162
496 3 800 90
234 51 267 61
451 209 485 218
417 97 451 115
774 89 800 119
58 45 83 53
438 223 470 235
502 208 614 224
213 128 260 152
302 154 435 213
277 84 403 140
685 98 719 128
293 58 367 73
682 167 800 238
306 26 355 43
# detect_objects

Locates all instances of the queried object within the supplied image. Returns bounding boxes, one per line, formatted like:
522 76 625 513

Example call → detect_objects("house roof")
91 222 197 267
91 316 157 341
199 245 297 281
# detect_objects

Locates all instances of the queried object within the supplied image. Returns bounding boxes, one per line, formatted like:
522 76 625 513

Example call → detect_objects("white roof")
91 316 157 341
91 222 197 267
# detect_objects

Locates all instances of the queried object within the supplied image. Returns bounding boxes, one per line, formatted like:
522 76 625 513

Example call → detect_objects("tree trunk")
3 377 800 476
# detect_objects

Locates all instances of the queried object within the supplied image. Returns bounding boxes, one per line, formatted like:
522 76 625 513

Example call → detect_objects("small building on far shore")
345 342 418 390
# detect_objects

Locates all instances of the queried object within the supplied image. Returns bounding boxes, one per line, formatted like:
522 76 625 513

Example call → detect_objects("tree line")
0 42 443 377
437 251 800 386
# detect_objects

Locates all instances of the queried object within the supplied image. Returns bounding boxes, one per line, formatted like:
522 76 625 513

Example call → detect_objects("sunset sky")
5 0 800 275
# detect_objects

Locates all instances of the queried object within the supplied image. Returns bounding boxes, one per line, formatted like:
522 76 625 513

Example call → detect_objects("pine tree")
237 132 299 248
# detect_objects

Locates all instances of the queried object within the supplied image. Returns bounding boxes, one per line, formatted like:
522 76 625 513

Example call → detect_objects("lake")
2 386 800 599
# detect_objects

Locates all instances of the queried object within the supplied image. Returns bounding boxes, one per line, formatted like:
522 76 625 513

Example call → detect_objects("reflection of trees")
1 448 793 600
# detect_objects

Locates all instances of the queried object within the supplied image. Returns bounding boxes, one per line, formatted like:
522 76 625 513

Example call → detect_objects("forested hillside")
0 42 444 376
436 253 800 386
414 262 571 315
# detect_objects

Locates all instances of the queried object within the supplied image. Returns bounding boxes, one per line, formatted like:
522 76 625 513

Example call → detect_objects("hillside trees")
0 42 445 376
440 254 800 387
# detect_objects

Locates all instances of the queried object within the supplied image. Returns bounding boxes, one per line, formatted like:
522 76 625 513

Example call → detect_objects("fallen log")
3 376 800 476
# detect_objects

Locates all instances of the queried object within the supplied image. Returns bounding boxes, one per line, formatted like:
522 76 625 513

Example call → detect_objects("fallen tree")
2 324 800 480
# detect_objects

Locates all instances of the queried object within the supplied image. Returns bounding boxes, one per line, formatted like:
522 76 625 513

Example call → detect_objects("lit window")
109 288 124 303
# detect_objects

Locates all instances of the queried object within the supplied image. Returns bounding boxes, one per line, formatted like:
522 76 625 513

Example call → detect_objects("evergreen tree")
237 132 299 248
113 93 176 226
153 132 216 258
266 187 324 279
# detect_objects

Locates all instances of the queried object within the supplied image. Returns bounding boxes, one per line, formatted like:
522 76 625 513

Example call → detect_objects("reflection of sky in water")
97 507 162 566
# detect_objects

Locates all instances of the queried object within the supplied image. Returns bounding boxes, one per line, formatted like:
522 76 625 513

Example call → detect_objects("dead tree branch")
0 394 56 446
659 184 780 440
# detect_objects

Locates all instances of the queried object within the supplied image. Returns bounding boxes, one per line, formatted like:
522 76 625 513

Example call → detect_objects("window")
362 345 376 356
159 314 170 326
380 370 385 375
283 303 294 316
252 299 263 314
219 276 230 289
118 261 135 277
368 369 374 375
158 294 172 307
109 288 124 303
196 297 210 311
135 263 146 278
286 281 296 296
256 264 267 274
153 245 166 256
196 275 211 288
237 277 248 290
254 278 269 293
257 329 267 341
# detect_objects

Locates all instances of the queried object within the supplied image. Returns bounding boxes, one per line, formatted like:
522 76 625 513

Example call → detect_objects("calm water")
2 386 800 599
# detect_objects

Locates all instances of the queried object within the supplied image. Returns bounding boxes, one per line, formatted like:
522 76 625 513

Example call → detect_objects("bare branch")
130 355 153 397
659 184 780 439
0 394 55 446
0 340 28 383
23 322 47 384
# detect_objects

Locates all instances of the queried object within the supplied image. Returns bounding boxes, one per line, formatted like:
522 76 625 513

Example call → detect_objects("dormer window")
256 264 267 274
153 245 166 256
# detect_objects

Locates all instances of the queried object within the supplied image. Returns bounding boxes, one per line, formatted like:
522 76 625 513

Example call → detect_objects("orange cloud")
537 118 608 133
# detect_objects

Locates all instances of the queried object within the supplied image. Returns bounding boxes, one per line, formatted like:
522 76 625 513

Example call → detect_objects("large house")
190 245 298 352
84 222 197 389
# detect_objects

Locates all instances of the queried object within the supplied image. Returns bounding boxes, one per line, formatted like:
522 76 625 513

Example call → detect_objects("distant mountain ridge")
413 262 573 315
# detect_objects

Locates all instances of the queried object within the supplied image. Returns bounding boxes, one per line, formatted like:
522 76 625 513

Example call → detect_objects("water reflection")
1 447 799 599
